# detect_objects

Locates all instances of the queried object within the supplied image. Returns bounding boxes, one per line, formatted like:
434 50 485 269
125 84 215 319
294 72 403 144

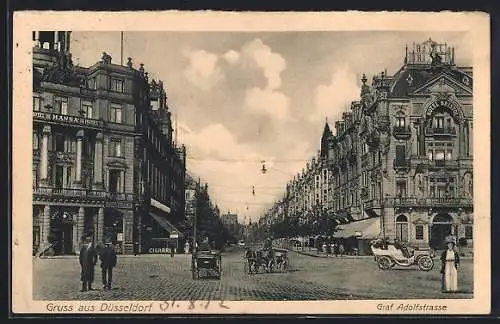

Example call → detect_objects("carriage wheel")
377 256 392 270
417 255 434 271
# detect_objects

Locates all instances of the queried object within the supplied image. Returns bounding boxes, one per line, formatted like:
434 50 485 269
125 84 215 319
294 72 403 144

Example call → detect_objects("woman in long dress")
440 240 460 293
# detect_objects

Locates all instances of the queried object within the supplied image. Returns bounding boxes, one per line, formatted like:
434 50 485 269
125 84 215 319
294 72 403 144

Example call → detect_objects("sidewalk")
285 247 473 260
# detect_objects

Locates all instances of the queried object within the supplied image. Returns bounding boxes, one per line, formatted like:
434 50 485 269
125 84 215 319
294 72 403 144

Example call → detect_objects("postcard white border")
12 11 490 315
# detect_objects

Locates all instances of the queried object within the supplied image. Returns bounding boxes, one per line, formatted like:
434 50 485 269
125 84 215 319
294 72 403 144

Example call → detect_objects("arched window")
395 215 409 242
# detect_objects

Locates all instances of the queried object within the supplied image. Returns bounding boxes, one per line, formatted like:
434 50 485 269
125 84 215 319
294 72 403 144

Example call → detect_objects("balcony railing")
392 125 412 138
33 187 134 201
365 198 381 209
393 159 410 169
33 187 105 198
106 192 135 201
386 196 473 208
426 127 457 136
428 159 458 168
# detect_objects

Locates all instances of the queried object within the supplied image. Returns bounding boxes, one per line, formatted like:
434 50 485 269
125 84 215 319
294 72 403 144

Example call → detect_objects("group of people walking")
79 237 117 292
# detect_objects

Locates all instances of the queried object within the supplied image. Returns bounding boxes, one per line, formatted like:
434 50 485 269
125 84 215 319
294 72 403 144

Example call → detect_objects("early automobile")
370 239 434 271
191 242 222 280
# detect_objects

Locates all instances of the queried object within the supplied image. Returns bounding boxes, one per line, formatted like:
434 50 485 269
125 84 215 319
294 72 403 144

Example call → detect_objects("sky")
70 31 471 224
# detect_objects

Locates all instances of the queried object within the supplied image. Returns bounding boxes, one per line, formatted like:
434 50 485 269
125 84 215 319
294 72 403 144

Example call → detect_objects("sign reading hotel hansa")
11 11 490 316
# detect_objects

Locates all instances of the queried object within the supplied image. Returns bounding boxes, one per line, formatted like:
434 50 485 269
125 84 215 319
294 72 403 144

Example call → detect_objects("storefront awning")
333 217 381 239
149 211 183 238
151 198 171 213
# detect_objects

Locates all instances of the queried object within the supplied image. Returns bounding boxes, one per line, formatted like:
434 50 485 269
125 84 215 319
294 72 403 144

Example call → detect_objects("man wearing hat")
440 236 460 293
79 236 98 292
99 238 118 290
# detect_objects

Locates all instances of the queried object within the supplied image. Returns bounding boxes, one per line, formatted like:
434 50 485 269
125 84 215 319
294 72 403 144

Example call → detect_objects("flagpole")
120 31 124 66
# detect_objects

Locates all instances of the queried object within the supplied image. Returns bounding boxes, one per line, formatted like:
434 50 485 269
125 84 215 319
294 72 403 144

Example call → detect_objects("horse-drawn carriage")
191 242 222 280
244 247 289 274
370 239 434 271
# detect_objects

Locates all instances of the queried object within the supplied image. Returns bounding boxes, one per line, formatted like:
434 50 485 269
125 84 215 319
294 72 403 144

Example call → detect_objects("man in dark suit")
99 240 117 290
79 237 98 292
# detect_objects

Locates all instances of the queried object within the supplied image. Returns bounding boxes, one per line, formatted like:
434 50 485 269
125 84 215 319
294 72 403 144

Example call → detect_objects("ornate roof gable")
411 71 472 97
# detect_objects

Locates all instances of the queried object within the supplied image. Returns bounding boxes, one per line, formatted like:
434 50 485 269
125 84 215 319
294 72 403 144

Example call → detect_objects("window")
33 96 41 111
434 116 444 128
55 134 65 152
65 167 72 188
395 145 406 166
151 99 159 110
111 78 124 92
435 150 445 160
55 97 68 115
88 78 96 90
396 181 407 197
110 104 122 123
395 215 409 242
33 167 38 188
395 116 405 127
428 150 433 160
415 225 424 240
109 139 122 157
33 132 39 150
81 100 93 118
55 166 64 189
446 149 452 160
465 225 473 239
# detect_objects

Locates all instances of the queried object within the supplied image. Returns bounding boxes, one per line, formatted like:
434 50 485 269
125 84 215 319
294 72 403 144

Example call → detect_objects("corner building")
325 39 473 253
32 31 186 255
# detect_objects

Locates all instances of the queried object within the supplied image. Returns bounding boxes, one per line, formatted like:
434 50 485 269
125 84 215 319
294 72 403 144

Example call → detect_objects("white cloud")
311 64 361 124
244 87 292 121
222 50 240 65
239 38 286 90
183 49 224 91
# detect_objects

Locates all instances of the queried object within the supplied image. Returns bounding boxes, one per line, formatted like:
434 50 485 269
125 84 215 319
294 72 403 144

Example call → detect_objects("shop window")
395 215 409 242
465 225 473 239
415 225 424 240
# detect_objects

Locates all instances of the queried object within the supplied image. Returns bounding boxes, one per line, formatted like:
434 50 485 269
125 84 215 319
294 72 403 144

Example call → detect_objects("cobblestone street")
33 249 473 301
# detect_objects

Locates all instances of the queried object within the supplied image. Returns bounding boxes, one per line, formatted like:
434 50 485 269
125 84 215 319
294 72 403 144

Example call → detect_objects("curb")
288 249 474 260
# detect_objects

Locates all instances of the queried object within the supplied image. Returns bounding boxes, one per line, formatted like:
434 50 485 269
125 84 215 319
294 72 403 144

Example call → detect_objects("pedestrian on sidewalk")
338 243 345 257
79 237 98 292
170 243 175 258
99 239 117 290
441 238 460 293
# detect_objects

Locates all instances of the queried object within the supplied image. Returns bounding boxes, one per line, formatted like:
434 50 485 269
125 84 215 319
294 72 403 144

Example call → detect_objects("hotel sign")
34 112 104 128
425 99 461 121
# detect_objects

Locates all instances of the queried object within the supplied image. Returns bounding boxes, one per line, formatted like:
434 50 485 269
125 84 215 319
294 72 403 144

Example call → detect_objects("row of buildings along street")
32 31 239 256
256 38 473 256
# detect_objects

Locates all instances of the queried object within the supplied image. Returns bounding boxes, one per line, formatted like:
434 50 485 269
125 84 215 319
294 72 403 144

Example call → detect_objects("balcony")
392 125 412 140
393 159 411 170
106 192 135 201
33 187 106 199
428 159 459 169
426 127 457 136
364 198 381 209
386 196 473 208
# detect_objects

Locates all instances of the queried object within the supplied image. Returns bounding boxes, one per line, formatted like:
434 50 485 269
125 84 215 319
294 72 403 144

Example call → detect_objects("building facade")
328 38 473 251
265 38 473 253
32 31 186 255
